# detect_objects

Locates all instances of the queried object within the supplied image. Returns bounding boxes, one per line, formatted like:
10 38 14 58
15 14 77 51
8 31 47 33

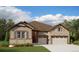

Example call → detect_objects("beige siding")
9 26 32 45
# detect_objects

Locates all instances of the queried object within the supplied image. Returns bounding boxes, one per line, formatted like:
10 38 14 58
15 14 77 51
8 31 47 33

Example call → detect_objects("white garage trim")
52 36 68 45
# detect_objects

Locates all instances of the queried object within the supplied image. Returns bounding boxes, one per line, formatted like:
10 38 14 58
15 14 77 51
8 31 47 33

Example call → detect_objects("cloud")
64 16 79 20
33 14 79 25
0 6 79 25
33 14 65 25
0 6 31 23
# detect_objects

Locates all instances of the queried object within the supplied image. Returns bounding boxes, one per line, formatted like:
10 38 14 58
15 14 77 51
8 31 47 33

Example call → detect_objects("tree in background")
0 19 7 41
64 19 79 43
0 18 14 41
5 19 14 41
7 19 14 28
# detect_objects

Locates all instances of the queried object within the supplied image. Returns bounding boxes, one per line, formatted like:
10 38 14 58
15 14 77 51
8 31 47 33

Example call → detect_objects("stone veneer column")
48 32 52 44
48 36 51 44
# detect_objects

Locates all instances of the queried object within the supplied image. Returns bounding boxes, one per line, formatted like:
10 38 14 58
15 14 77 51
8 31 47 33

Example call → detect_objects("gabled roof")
30 21 53 31
50 24 69 31
8 21 34 30
8 21 69 32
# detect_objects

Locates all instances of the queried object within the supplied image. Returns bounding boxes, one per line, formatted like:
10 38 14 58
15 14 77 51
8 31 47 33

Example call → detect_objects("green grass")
0 41 49 52
0 41 9 47
0 46 50 52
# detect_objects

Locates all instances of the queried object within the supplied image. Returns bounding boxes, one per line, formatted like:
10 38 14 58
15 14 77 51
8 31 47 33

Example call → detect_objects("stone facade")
49 25 69 36
9 21 70 45
9 26 32 45
48 25 70 44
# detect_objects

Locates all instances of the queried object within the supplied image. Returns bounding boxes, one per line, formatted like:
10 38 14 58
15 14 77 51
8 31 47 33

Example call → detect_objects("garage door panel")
52 37 68 45
38 37 47 44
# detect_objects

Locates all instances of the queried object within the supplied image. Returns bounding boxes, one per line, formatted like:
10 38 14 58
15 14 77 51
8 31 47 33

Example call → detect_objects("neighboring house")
9 21 70 45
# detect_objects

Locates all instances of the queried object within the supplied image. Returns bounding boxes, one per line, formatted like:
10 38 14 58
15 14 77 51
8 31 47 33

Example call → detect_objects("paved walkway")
42 44 79 52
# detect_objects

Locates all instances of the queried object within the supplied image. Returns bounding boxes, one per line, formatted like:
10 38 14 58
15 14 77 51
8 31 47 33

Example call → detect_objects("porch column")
48 35 51 44
48 32 51 44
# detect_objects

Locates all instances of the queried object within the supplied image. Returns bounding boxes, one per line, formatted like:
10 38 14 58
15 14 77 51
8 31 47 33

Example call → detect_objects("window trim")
15 31 28 39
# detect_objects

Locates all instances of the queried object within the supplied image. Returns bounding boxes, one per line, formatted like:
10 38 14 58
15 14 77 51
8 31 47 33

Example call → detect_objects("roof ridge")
30 21 53 27
8 21 34 30
30 21 53 31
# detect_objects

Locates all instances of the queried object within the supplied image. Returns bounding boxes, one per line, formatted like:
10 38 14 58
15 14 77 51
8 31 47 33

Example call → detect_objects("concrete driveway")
42 44 79 52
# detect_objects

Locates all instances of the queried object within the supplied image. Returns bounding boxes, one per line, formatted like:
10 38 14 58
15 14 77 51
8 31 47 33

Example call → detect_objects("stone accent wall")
48 25 70 44
9 26 32 45
9 39 32 45
49 26 69 36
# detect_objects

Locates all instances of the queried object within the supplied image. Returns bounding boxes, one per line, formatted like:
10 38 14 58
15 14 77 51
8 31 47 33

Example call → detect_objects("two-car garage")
38 36 68 45
52 36 68 45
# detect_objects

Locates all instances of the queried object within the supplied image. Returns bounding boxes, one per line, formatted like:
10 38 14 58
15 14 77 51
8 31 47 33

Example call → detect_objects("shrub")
0 41 9 47
26 43 33 47
14 43 33 47
15 45 26 47
73 40 79 45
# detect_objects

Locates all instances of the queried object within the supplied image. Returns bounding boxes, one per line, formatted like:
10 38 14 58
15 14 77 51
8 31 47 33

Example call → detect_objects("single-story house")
9 21 70 45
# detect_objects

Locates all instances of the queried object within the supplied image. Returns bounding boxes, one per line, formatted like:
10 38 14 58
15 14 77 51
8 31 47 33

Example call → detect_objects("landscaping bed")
0 41 49 52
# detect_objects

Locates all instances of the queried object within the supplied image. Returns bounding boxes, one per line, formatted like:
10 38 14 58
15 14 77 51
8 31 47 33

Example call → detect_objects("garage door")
52 37 68 45
38 37 47 44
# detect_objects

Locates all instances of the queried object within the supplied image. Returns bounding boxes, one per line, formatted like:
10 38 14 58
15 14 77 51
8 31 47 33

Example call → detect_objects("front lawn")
0 46 50 52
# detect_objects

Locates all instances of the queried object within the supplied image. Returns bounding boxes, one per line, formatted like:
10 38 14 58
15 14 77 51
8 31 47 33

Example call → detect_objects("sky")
0 6 79 25
16 6 79 16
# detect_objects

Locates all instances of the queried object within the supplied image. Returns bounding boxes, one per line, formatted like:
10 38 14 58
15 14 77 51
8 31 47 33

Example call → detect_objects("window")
17 31 20 38
22 32 25 38
58 27 62 31
15 31 28 39
58 27 60 31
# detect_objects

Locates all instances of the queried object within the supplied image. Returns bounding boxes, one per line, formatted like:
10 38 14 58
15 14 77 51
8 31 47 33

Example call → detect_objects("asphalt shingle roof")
30 21 53 31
